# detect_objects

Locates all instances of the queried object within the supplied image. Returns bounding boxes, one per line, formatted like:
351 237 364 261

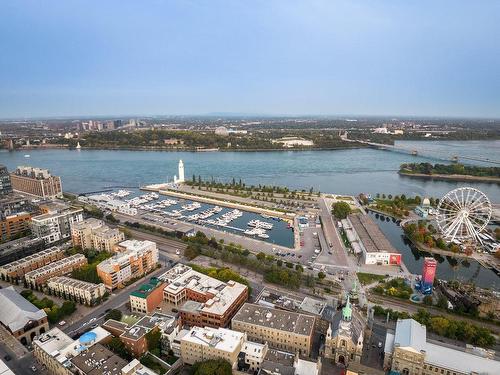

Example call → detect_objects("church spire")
342 295 352 322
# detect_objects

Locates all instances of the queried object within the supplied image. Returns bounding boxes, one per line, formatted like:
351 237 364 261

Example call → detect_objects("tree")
423 295 433 306
317 272 326 280
256 252 266 261
145 329 162 355
190 359 232 375
105 309 122 321
332 201 351 219
107 337 132 360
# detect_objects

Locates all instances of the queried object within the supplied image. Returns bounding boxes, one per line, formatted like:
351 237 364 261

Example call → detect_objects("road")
63 264 172 337
316 197 349 269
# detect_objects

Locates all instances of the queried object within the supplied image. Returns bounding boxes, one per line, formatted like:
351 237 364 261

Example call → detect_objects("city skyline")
1 1 500 119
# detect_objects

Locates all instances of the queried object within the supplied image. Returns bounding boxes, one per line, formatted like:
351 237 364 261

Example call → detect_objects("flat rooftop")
161 264 248 316
71 343 127 375
182 326 245 353
233 303 315 337
349 213 399 254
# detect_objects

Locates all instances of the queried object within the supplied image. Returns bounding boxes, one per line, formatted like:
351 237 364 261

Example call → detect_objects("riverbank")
61 144 367 152
399 171 500 184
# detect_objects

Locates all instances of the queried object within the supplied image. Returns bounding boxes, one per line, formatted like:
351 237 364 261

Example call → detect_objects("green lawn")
357 272 386 285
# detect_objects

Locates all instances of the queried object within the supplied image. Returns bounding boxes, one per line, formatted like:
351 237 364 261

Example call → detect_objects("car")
89 317 96 323
31 366 37 372
175 250 180 255
91 324 98 329
328 251 332 255
58 320 66 326
378 342 382 348
4 355 11 362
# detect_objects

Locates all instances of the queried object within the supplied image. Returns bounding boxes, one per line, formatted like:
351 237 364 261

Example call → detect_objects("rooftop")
233 303 315 337
130 278 164 299
161 264 248 316
182 326 245 353
71 343 127 375
0 286 47 332
24 253 86 279
349 213 399 254
47 276 105 292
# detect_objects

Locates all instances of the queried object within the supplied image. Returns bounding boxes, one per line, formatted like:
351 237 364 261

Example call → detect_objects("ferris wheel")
436 187 492 244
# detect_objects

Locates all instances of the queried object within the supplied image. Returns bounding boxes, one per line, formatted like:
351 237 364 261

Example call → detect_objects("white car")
176 250 180 255
58 320 66 326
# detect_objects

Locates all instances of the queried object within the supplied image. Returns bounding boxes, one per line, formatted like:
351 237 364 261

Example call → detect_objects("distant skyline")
1 1 499 119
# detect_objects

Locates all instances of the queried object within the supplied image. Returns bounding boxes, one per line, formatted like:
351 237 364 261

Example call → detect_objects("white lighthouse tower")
174 159 185 184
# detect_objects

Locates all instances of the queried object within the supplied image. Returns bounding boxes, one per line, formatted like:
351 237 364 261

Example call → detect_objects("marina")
87 188 295 248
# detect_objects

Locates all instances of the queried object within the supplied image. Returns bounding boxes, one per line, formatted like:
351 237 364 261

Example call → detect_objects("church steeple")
342 295 352 322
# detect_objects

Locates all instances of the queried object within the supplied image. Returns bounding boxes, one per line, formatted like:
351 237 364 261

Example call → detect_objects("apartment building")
47 276 106 306
232 303 316 357
129 277 166 313
160 264 248 328
102 313 176 357
0 246 64 282
24 254 87 288
0 211 31 242
71 218 124 252
181 326 247 367
92 226 124 252
0 165 12 196
10 166 62 199
0 286 48 346
96 240 158 290
71 218 103 249
31 206 83 244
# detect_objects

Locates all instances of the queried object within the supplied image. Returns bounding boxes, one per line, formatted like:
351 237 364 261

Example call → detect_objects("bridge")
346 137 500 165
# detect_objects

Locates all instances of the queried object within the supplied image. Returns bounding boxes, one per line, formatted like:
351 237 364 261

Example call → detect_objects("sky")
0 0 499 119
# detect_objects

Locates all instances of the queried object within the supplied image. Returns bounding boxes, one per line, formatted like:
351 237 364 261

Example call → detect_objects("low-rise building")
47 276 106 306
25 253 87 288
256 348 322 375
180 326 246 367
97 240 158 290
160 264 248 328
232 303 315 357
121 359 158 375
348 213 401 265
237 341 268 373
384 318 500 375
71 218 124 252
0 286 48 345
10 166 62 199
129 277 166 313
102 313 177 358
31 206 83 244
0 246 64 282
71 343 127 375
33 327 113 375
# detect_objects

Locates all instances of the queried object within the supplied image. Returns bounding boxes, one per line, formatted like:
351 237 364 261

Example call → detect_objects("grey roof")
393 319 426 353
0 286 47 332
425 341 500 375
330 307 365 344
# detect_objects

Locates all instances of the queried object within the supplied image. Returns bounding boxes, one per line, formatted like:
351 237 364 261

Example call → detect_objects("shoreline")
399 171 500 184
6 144 367 153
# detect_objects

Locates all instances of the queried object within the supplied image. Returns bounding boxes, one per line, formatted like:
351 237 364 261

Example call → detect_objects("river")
1 140 499 202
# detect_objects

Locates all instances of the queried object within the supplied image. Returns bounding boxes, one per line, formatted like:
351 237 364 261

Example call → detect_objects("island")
399 162 500 184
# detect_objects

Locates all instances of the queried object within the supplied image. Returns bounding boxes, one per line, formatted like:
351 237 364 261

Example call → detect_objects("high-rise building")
0 165 12 196
9 166 62 199
421 257 437 293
